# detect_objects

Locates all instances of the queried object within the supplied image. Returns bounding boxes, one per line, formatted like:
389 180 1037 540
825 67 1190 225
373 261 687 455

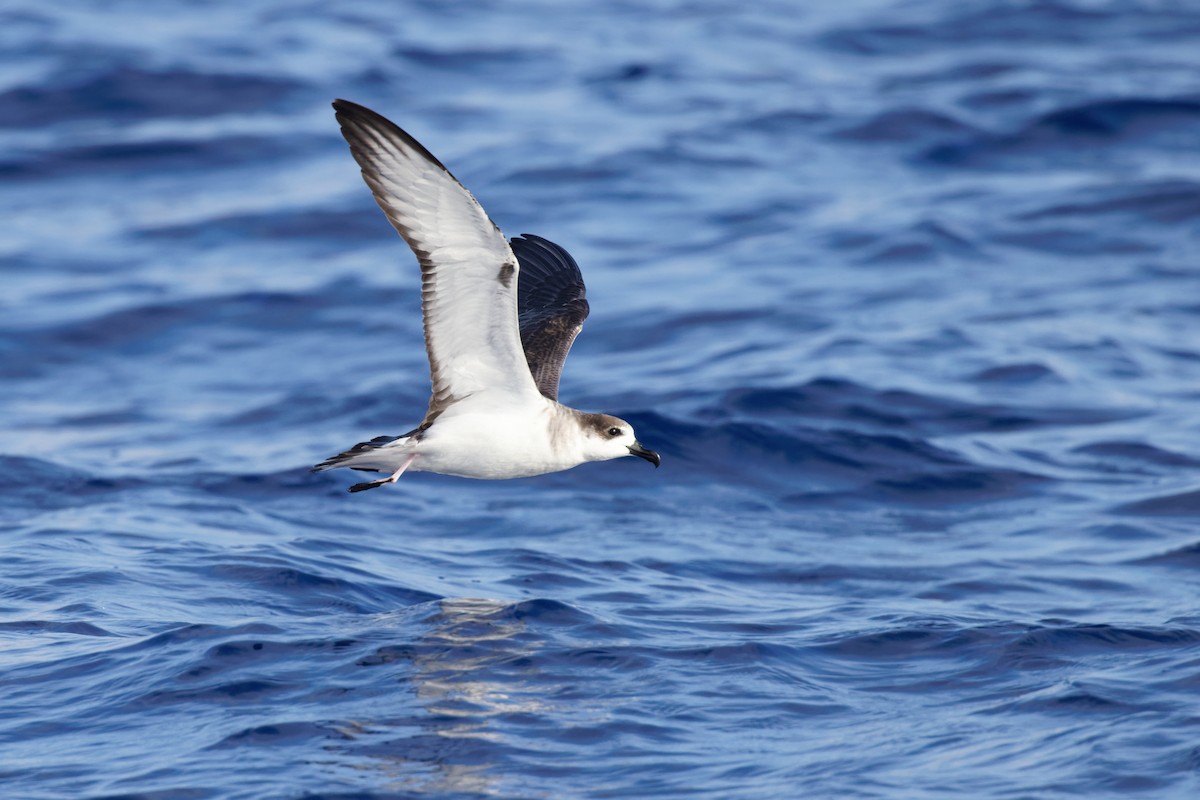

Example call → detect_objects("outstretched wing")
333 100 542 419
511 234 590 401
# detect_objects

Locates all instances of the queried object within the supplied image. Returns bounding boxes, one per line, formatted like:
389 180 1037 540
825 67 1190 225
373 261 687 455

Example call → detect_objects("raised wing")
332 100 542 418
511 234 590 401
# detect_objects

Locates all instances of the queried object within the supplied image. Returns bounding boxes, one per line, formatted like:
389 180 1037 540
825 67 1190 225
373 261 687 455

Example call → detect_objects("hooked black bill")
628 441 661 468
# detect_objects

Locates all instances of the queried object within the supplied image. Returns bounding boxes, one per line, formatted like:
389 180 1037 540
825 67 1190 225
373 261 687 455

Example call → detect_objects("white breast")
412 395 586 479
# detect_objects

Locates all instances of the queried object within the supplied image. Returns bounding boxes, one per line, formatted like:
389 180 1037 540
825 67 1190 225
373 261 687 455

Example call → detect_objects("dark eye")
607 427 622 437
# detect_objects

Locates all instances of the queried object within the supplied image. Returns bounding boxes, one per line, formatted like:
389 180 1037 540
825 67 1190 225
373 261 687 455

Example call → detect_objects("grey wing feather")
332 99 542 421
511 234 590 401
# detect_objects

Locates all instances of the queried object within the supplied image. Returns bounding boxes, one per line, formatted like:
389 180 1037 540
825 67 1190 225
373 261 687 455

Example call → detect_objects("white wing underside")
333 100 543 418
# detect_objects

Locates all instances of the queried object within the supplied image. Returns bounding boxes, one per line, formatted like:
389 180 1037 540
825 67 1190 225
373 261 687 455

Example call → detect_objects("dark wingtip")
331 98 359 119
330 98 454 177
332 99 378 129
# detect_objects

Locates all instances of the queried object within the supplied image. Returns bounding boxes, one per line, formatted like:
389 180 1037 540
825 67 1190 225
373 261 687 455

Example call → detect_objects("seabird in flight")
313 100 660 492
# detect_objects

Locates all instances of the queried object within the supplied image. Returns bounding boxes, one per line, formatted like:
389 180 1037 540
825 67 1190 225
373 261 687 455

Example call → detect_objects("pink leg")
349 454 418 493
385 453 418 483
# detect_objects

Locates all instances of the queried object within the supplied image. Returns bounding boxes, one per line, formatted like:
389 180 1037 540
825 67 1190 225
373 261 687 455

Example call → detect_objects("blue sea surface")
4 1 1200 797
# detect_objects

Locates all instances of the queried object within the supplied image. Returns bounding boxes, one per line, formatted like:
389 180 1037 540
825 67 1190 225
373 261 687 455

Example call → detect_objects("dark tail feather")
311 434 400 472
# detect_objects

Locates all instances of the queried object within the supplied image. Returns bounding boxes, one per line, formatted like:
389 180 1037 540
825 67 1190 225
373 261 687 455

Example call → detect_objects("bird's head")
580 413 660 468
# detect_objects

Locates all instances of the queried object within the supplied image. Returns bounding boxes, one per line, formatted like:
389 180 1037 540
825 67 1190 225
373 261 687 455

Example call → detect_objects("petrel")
313 100 660 492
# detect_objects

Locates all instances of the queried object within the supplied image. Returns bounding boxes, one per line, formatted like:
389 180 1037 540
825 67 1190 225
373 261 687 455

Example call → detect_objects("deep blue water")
3 1 1200 797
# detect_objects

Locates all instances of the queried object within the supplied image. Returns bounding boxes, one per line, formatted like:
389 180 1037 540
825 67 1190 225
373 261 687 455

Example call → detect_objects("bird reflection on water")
325 598 560 795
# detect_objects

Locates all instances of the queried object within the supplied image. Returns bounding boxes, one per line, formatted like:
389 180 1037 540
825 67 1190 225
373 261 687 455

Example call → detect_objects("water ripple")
4 0 1200 797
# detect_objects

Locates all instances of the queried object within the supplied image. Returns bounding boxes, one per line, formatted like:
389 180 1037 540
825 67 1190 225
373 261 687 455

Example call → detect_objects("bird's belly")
414 409 579 480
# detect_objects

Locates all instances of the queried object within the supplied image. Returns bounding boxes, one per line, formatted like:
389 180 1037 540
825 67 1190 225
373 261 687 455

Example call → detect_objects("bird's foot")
347 454 418 493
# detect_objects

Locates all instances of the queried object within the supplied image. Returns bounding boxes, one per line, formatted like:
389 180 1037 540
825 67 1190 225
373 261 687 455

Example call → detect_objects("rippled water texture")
4 1 1200 797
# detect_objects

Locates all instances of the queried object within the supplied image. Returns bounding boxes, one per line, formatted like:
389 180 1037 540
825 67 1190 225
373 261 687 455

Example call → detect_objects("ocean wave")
5 0 1200 797
0 67 301 128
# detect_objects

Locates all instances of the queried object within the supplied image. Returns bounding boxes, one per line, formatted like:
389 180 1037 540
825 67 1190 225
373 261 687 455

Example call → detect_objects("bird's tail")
311 433 409 473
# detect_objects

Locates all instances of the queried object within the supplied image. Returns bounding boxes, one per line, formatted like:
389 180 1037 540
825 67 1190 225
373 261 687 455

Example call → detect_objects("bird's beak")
628 441 661 468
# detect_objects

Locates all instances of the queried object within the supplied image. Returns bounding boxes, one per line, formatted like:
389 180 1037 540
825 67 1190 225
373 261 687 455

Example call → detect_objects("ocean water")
3 1 1200 797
